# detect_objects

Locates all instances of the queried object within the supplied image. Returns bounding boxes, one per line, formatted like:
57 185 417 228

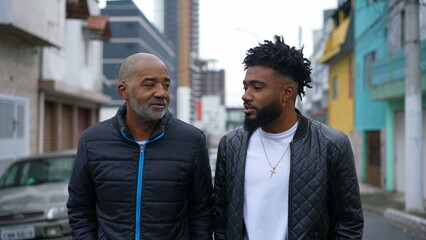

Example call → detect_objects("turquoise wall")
354 0 387 130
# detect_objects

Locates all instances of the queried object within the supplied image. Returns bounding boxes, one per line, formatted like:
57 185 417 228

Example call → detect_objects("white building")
299 9 334 124
0 0 111 161
193 95 226 136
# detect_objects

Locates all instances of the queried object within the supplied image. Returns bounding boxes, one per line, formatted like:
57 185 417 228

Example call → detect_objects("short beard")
129 97 168 121
243 100 282 133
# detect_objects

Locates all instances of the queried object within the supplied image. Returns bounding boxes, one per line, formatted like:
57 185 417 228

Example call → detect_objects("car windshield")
0 156 75 189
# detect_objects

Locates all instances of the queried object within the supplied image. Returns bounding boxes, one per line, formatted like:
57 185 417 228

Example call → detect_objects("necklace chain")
259 128 290 178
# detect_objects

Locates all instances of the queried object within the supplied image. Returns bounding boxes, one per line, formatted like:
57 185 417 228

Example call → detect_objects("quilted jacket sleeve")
213 136 227 240
329 135 364 239
189 133 214 240
67 132 98 239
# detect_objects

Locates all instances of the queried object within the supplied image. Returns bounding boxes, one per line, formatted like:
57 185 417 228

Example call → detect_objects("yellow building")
327 53 354 135
318 0 354 135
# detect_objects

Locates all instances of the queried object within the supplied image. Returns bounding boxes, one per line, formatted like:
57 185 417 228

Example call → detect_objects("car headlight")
46 206 68 220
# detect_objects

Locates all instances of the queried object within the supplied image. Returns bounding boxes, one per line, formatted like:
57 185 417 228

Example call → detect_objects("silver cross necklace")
258 128 290 178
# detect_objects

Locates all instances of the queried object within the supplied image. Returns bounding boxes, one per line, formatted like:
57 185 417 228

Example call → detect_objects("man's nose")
242 90 252 102
154 85 168 98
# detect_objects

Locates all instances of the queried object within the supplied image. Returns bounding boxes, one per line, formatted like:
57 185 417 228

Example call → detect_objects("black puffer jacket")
67 105 213 240
213 110 363 240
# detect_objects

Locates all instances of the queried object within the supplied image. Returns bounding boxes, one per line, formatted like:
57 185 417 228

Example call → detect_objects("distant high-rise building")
101 0 177 119
155 0 200 123
196 59 226 105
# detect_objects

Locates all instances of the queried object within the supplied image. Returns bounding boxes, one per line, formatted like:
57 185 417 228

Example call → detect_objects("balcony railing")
371 40 426 100
372 40 426 86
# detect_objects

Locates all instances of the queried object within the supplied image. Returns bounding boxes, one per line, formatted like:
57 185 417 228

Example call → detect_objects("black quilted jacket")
213 110 363 240
67 105 213 240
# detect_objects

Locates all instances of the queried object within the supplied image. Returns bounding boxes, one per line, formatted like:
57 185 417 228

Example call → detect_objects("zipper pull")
140 146 144 154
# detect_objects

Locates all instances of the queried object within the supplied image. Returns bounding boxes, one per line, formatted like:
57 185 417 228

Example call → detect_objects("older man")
67 53 213 240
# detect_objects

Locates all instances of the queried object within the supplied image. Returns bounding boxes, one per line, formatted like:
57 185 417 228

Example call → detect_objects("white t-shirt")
243 122 298 240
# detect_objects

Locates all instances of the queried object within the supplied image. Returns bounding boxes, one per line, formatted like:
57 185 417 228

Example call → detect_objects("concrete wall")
0 35 40 156
348 130 363 184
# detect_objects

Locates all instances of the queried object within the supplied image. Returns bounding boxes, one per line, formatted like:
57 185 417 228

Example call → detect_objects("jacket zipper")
135 144 146 240
133 133 164 240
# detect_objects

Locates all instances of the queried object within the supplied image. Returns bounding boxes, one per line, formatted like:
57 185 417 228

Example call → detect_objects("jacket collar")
115 104 174 141
293 108 309 141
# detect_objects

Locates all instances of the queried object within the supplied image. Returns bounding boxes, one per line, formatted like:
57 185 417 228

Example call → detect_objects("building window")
333 76 338 100
365 52 376 88
0 95 29 159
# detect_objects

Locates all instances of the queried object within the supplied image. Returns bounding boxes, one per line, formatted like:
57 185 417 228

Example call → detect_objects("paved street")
364 210 426 240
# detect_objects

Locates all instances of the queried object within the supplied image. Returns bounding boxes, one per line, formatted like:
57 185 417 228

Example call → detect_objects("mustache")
243 101 256 109
148 98 167 105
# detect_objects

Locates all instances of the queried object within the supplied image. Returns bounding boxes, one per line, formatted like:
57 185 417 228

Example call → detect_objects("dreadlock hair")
243 35 312 101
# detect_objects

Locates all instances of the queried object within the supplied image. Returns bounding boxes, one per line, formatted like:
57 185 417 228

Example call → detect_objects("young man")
67 53 213 240
213 36 363 240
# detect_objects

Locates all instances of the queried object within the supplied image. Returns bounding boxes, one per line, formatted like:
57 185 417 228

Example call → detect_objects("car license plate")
1 226 35 240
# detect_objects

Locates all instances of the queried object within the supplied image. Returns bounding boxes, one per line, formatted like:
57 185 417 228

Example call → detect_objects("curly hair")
243 35 312 100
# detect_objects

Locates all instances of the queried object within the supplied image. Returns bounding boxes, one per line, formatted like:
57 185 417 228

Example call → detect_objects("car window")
0 156 75 188
0 164 19 187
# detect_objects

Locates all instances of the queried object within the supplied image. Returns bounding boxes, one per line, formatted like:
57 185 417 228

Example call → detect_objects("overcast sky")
102 0 338 107
198 0 337 106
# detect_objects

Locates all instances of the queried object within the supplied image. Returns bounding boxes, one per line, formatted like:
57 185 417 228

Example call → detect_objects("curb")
384 208 426 233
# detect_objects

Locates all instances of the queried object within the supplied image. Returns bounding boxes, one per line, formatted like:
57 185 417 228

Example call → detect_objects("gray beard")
129 97 167 121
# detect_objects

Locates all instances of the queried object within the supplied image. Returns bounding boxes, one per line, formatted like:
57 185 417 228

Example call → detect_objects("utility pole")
296 26 303 109
298 26 302 49
404 0 423 212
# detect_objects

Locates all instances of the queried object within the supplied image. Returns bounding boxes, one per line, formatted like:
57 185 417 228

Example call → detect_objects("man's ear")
117 83 128 99
280 83 296 101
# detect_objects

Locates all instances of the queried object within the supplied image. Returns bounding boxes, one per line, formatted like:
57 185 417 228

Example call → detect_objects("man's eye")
144 84 154 87
254 86 262 90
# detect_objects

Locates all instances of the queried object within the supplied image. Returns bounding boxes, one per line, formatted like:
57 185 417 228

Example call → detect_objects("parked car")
0 149 76 240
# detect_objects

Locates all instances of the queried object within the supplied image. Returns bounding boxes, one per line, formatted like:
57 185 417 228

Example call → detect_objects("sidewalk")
360 183 426 235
